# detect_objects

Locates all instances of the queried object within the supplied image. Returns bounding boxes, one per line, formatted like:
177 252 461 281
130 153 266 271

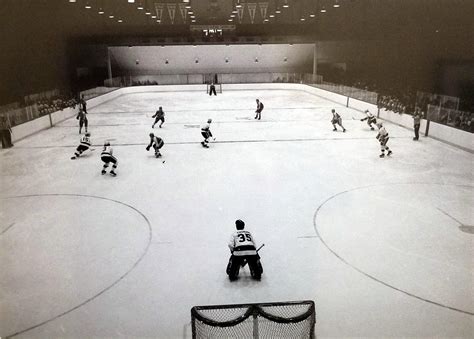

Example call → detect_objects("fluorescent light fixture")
283 4 289 8
85 3 92 9
69 0 76 3
128 0 135 3
230 14 235 17
309 14 315 17
118 19 123 22
185 5 191 9
228 18 233 22
109 14 114 18
334 4 340 8
275 9 281 13
156 19 161 22
320 9 326 13
188 11 193 14
98 8 104 14
137 5 144 10
191 19 196 22
300 17 305 21
264 18 269 22
151 15 157 18
145 10 151 15
269 14 275 18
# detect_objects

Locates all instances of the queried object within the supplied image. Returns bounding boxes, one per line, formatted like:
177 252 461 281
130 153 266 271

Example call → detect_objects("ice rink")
1 88 473 338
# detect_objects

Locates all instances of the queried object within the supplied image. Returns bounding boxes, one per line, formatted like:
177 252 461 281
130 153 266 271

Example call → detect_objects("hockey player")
71 132 91 159
100 141 118 176
209 82 217 96
255 99 264 120
76 108 88 134
360 109 377 130
146 133 164 158
152 106 165 128
226 219 263 281
79 94 87 114
201 118 213 148
331 109 346 132
375 122 392 158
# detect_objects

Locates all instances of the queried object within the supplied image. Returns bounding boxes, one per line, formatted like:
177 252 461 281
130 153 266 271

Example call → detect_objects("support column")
107 47 113 81
312 42 318 82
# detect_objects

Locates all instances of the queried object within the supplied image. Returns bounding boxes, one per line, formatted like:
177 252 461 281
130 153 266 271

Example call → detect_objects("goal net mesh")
191 300 315 338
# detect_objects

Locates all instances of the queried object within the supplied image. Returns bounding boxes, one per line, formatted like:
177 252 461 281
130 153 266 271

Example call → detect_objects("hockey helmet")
104 141 110 146
235 219 245 230
331 109 335 112
376 122 383 128
85 132 91 137
207 118 212 123
149 133 154 137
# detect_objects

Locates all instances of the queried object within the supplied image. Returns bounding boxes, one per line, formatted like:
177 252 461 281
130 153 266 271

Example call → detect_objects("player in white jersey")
360 109 377 130
201 118 213 148
71 132 91 159
376 122 392 158
146 133 164 158
331 109 346 132
100 141 118 176
226 219 263 281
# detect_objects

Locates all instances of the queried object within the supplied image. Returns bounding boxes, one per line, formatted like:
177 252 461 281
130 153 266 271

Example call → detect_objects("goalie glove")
146 146 150 151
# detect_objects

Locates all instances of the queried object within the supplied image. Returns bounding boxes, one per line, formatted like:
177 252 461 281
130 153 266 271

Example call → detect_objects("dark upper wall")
0 0 473 105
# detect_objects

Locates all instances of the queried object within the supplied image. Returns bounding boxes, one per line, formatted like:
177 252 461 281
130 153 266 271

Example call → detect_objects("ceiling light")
283 4 289 8
320 9 326 13
185 5 191 9
191 19 196 22
118 19 123 23
128 0 135 3
275 9 281 14
230 14 235 17
151 15 157 18
109 14 114 18
85 3 92 9
69 0 76 3
300 17 305 21
145 10 151 15
156 19 161 23
269 14 275 18
137 5 144 10
98 8 104 14
264 18 269 22
188 11 193 14
334 4 340 8
236 4 242 8
228 18 233 22
309 14 315 17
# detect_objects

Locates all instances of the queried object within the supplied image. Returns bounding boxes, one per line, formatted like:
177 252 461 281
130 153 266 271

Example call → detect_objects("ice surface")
0 88 473 338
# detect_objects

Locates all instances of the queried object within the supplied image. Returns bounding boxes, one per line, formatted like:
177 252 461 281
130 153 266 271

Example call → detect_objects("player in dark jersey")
255 99 264 120
146 133 164 158
152 106 165 128
76 108 88 134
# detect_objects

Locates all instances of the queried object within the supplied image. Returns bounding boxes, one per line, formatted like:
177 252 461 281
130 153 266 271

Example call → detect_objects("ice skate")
71 156 76 160
387 150 392 156
379 153 385 158
101 170 106 175
110 171 117 177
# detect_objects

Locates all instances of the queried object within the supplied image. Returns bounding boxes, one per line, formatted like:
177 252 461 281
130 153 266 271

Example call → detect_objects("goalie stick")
241 243 265 268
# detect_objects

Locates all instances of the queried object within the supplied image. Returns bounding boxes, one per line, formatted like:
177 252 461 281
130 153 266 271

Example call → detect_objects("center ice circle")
314 183 473 315
0 194 152 337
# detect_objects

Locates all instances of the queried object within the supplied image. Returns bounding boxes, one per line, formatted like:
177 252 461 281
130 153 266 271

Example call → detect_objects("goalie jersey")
228 231 258 256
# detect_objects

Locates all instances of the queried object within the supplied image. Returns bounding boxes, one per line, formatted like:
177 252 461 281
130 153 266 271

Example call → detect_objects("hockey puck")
162 160 165 163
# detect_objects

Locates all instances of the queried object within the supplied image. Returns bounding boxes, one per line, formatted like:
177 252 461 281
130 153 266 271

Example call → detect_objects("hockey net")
206 83 222 94
191 300 315 338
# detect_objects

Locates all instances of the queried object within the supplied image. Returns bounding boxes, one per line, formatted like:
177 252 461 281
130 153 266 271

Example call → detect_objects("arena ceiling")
1 0 473 43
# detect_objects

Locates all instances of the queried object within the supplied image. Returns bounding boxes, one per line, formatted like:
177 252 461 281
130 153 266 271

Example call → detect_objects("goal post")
206 83 222 94
191 300 316 338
